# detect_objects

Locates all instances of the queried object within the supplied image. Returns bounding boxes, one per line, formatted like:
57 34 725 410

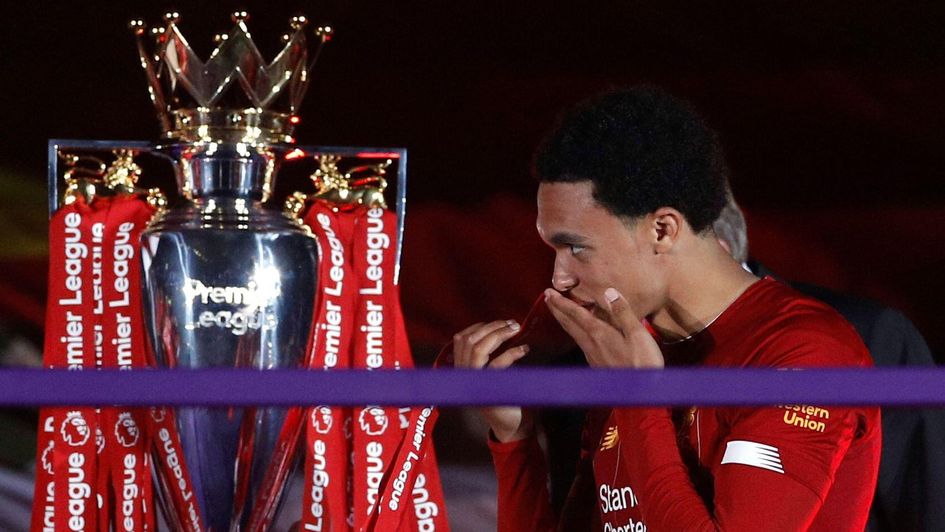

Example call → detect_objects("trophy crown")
131 12 332 144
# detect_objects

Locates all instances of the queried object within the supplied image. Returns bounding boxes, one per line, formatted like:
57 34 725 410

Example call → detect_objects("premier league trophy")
33 10 449 531
134 12 326 530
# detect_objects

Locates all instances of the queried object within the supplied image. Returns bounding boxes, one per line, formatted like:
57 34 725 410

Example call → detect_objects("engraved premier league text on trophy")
31 11 449 531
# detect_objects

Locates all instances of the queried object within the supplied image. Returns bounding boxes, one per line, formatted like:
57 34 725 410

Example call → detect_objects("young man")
452 87 881 531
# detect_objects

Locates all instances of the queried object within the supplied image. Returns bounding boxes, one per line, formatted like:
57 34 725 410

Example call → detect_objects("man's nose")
551 260 576 292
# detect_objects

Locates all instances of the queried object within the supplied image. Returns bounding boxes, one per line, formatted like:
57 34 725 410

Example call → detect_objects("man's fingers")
602 287 643 337
454 321 487 340
488 344 530 369
453 319 520 368
544 289 595 345
467 319 518 346
452 322 485 368
453 319 510 346
469 321 522 367
549 290 601 330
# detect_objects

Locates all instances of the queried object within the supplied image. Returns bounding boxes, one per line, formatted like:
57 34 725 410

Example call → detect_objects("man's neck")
650 242 759 342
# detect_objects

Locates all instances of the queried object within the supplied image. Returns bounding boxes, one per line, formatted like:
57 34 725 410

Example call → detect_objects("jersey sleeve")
489 434 557 532
712 403 876 530
488 410 604 532
611 316 880 531
612 405 870 531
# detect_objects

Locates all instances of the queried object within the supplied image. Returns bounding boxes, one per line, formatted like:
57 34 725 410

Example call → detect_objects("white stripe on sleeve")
720 440 784 474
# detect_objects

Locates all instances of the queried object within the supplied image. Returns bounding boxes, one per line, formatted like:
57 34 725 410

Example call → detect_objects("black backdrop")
3 1 944 357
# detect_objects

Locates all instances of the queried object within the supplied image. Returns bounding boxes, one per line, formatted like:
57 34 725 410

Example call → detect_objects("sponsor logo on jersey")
604 518 648 532
599 483 639 513
778 404 829 433
721 440 784 474
600 425 619 451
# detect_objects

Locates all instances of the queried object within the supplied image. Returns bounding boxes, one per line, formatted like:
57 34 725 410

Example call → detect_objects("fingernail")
507 320 520 331
544 288 554 301
605 288 620 303
520 344 530 354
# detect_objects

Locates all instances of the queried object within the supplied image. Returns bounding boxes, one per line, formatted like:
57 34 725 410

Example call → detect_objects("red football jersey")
490 277 881 531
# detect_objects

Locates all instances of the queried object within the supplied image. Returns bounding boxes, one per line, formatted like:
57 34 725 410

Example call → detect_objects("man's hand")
544 287 664 368
452 319 534 442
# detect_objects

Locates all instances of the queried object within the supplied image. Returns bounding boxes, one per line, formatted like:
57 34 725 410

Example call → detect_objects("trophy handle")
47 139 153 216
299 146 408 284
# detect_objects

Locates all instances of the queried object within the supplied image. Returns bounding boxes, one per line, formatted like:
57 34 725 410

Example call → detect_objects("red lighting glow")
356 152 400 159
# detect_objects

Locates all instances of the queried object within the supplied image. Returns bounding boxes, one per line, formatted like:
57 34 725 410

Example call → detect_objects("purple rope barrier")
1 367 944 407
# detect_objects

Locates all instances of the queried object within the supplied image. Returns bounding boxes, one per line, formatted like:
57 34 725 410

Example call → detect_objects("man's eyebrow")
549 232 588 246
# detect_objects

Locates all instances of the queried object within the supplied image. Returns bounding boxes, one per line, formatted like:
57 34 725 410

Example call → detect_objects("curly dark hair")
533 87 729 233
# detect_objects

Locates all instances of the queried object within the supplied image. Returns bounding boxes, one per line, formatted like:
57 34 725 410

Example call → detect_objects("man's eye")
569 244 586 255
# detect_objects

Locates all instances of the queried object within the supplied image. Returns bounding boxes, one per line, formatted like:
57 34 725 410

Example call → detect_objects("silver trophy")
132 12 328 530
41 10 411 530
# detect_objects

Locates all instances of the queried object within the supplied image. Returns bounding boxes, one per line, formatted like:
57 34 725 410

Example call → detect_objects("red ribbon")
298 204 359 532
369 281 449 532
350 207 408 531
32 193 206 532
353 207 450 532
33 198 102 531
293 202 450 531
99 196 157 531
149 406 203 531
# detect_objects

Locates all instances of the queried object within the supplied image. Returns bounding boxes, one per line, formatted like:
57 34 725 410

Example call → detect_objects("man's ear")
650 207 683 253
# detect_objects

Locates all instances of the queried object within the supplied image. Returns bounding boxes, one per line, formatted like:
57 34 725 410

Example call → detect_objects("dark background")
1 1 943 359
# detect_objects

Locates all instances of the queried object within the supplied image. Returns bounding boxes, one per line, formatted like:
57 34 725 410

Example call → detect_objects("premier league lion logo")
358 407 388 436
40 440 54 475
115 413 140 447
312 406 333 435
150 407 167 423
60 411 90 447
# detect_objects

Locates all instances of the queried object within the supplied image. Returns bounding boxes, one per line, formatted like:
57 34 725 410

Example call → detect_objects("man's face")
536 181 664 318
